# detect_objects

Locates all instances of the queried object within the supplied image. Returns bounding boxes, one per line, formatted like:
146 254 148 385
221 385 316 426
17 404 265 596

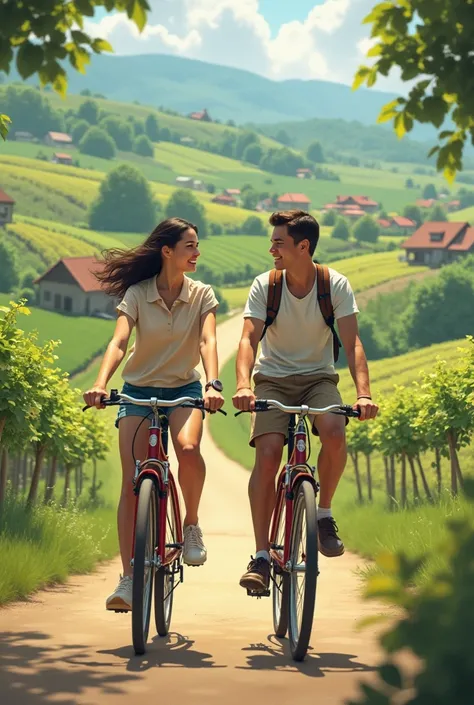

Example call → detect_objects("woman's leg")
168 407 204 527
118 415 150 576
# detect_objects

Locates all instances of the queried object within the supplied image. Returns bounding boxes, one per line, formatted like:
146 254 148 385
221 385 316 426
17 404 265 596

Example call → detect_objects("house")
415 198 437 209
193 179 206 192
211 194 237 207
175 176 194 188
0 189 15 226
34 256 117 316
296 168 312 179
224 188 241 197
188 109 212 122
277 193 311 211
180 136 195 146
52 152 73 166
13 131 35 142
44 131 73 148
256 198 273 212
335 195 379 213
447 200 461 213
377 215 417 235
343 208 365 221
401 221 474 267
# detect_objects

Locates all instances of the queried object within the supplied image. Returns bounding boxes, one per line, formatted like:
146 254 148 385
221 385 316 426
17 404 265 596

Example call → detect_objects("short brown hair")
269 210 320 256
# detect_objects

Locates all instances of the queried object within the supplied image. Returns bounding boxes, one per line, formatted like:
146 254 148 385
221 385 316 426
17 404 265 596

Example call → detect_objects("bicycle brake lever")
217 409 227 416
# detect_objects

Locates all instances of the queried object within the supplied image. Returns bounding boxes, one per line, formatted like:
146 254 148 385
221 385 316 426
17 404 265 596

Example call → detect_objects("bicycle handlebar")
234 399 360 418
83 389 227 415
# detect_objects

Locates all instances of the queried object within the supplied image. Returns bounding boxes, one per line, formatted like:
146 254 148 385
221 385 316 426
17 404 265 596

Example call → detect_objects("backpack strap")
315 263 342 363
260 269 283 341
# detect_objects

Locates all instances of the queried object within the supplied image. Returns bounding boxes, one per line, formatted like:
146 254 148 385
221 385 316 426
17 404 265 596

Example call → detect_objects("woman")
83 217 225 612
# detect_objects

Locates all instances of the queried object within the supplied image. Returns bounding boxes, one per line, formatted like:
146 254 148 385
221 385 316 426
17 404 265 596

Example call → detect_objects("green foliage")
89 163 156 233
133 134 154 157
243 142 263 165
241 187 259 211
322 210 336 226
307 140 325 163
145 113 160 142
354 0 474 180
275 129 291 146
213 287 229 315
242 215 266 236
260 146 305 176
353 215 380 243
235 131 259 160
71 118 89 144
430 203 448 222
166 189 208 239
77 99 99 125
332 217 351 241
99 115 133 151
79 126 116 159
403 204 424 226
0 240 19 293
1 85 64 139
423 183 438 200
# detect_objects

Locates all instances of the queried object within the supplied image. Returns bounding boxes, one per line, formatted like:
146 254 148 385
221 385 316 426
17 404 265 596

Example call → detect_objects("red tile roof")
297 168 312 173
336 195 378 207
392 215 416 227
47 131 72 143
378 218 391 228
415 199 436 209
448 226 474 251
225 188 241 195
401 222 470 250
278 193 311 204
343 208 365 216
35 256 105 292
0 188 15 204
212 194 237 204
54 152 73 160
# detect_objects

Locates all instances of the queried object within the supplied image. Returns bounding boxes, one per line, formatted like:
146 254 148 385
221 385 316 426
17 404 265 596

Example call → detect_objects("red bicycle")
236 399 359 662
84 389 225 655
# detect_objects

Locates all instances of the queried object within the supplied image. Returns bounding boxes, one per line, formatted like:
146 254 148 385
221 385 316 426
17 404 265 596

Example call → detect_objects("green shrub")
79 126 116 160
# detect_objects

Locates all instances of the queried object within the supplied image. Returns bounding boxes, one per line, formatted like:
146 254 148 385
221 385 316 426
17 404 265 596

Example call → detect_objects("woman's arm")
83 312 134 408
199 308 224 411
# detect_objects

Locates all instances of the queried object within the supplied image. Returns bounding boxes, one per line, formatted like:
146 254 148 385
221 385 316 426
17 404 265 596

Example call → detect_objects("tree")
322 210 336 226
1 85 65 139
242 216 266 236
243 142 263 166
275 129 291 146
0 0 149 139
133 134 154 157
403 204 424 226
79 127 116 160
331 217 350 241
71 119 90 145
235 131 259 160
99 116 133 151
353 0 473 180
77 99 99 125
353 215 380 243
430 203 448 222
423 183 438 200
165 189 208 239
145 113 160 142
306 141 325 163
89 163 156 233
405 177 414 189
159 126 171 142
0 241 19 294
241 186 259 211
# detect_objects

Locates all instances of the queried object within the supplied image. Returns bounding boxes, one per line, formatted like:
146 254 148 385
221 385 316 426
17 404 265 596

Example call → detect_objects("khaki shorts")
249 372 344 447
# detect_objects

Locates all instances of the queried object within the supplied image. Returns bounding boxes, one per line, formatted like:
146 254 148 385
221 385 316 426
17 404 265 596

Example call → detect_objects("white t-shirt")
244 268 359 377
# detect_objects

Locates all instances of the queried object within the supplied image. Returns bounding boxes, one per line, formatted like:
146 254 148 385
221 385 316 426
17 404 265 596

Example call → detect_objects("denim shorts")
115 380 203 428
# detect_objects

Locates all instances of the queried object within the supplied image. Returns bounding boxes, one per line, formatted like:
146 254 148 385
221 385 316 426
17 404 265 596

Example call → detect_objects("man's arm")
337 313 379 421
233 317 264 411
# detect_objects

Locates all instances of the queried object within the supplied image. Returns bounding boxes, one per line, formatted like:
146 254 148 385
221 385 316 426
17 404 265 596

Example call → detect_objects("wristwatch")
205 379 224 392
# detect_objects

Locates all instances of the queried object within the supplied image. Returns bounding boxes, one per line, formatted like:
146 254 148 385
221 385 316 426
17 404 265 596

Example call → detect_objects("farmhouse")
343 208 365 221
189 109 212 122
175 176 194 188
296 168 312 179
0 188 15 226
44 131 73 148
415 198 436 209
224 188 241 197
34 256 117 317
335 195 379 213
277 193 311 211
377 215 417 235
52 152 73 166
13 131 35 142
402 221 474 267
212 194 237 207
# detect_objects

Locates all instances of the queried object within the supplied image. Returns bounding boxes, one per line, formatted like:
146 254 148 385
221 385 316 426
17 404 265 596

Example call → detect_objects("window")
43 290 51 302
54 293 61 310
430 231 444 242
64 296 73 313
0 206 7 218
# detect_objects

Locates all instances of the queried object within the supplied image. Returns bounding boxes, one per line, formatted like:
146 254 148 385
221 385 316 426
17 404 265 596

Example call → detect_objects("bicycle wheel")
288 480 318 662
154 481 180 636
132 477 157 655
271 489 289 637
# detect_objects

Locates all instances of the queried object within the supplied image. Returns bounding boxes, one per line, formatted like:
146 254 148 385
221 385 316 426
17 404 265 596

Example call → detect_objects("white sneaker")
183 524 207 566
106 574 133 611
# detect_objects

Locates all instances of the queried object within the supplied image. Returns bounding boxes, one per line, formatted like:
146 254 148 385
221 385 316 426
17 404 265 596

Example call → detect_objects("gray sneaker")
183 524 207 566
106 574 133 611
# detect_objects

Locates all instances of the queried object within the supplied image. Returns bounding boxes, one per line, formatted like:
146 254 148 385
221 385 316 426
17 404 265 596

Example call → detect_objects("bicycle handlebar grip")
340 404 360 418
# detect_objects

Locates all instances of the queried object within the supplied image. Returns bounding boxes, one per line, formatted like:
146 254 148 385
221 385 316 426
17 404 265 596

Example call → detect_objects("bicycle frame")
131 405 183 571
269 413 318 570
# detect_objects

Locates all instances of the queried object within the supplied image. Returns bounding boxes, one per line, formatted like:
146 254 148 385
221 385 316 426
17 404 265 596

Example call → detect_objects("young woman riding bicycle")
83 217 225 612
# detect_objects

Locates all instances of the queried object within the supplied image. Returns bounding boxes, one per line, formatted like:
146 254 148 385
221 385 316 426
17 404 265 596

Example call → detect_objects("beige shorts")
249 372 344 447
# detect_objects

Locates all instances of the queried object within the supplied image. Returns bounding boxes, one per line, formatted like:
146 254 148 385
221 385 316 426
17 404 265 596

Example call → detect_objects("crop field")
153 142 260 177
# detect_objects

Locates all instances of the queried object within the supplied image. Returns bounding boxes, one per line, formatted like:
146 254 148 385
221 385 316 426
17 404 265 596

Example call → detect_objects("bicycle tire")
271 490 289 637
288 480 318 662
154 481 180 636
132 477 157 655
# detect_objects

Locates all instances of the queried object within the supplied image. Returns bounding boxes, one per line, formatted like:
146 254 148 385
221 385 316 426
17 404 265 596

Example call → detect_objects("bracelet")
357 395 372 400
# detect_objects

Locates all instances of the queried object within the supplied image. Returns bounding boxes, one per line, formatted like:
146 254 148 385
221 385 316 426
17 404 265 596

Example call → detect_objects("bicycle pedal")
113 609 129 613
246 588 270 598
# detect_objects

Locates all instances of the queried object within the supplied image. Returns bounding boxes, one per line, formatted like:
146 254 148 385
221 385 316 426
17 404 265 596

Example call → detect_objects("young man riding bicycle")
232 210 379 593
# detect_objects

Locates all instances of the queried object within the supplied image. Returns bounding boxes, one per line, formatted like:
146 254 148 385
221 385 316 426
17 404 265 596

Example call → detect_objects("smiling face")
269 224 311 271
162 227 200 273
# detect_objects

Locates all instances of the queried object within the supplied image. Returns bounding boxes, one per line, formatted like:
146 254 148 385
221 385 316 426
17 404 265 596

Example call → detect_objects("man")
232 210 379 593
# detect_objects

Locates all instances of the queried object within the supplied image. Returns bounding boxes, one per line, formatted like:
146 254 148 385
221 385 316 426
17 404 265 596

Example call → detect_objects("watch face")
212 379 223 392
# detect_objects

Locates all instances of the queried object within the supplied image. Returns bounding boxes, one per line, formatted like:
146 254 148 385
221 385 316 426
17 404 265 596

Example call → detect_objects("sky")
87 0 402 91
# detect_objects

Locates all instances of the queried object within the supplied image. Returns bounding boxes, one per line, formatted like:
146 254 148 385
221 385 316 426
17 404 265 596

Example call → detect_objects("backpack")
260 264 342 363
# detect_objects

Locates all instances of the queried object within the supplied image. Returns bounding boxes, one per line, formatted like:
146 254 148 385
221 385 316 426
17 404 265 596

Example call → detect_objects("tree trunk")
390 456 396 501
383 456 391 499
44 455 58 504
27 443 46 507
11 455 20 496
416 455 433 502
0 446 8 508
21 453 28 495
91 458 98 500
0 417 5 445
63 464 73 506
408 455 420 502
435 447 442 497
350 451 364 503
365 453 373 502
446 430 459 495
75 466 80 498
401 452 407 507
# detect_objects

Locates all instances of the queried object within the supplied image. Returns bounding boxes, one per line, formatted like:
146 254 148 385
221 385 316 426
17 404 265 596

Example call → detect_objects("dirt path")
0 314 384 705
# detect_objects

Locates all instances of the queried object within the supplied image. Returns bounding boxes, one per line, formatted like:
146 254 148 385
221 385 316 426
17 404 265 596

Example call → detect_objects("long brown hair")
96 217 197 298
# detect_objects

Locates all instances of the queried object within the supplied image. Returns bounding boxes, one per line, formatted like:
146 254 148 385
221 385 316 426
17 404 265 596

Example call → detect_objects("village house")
13 131 35 142
415 198 437 209
447 200 461 213
51 152 73 166
0 188 15 226
180 136 195 147
322 195 379 214
402 221 474 267
188 109 212 122
343 208 365 221
175 176 194 188
277 193 311 211
377 215 417 235
34 256 117 317
296 168 312 179
224 188 241 197
256 197 273 212
44 131 73 148
211 193 237 207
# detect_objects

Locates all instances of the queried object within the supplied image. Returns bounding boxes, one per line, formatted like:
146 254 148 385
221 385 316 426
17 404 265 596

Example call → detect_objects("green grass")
450 205 474 222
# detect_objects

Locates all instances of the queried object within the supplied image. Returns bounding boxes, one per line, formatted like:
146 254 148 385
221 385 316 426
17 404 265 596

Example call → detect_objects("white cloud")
85 0 404 91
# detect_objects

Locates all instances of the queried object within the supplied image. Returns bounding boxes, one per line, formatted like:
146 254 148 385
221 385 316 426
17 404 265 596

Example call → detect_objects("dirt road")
0 314 383 705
